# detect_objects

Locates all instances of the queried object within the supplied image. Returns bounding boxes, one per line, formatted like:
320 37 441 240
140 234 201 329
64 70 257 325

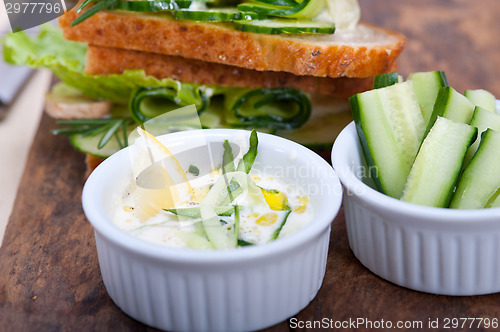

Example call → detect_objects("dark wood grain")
1 0 500 331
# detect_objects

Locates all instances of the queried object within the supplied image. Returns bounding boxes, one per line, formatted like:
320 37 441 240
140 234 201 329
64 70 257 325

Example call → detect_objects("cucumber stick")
464 89 497 113
485 190 500 208
463 106 500 167
425 86 474 136
450 129 500 209
373 72 400 89
350 81 426 198
400 117 477 208
408 71 448 126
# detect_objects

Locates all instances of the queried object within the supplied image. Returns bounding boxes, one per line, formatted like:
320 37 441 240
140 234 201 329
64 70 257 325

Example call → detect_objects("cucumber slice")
233 18 335 34
173 8 242 21
425 86 474 137
450 129 500 209
237 0 325 19
464 89 497 113
463 106 500 167
206 0 241 6
70 130 125 159
350 81 426 198
112 0 191 12
408 70 448 126
400 117 477 208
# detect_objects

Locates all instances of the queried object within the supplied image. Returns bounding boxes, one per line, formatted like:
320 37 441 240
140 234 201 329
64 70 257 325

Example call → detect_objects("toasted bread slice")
59 9 406 78
85 45 375 98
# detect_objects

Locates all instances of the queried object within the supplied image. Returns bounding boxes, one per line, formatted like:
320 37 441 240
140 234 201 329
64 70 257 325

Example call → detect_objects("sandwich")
2 0 406 173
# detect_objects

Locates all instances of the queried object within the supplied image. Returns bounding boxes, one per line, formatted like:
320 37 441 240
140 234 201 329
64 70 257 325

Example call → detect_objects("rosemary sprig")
71 0 119 27
53 118 134 150
77 0 94 13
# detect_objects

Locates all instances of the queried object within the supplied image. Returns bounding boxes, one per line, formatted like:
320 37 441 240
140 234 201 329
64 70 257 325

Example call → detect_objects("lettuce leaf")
1 24 202 103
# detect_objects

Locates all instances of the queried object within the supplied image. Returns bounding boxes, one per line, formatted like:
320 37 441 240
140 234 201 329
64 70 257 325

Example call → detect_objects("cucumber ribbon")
199 172 261 249
225 88 311 130
130 86 311 130
129 85 209 124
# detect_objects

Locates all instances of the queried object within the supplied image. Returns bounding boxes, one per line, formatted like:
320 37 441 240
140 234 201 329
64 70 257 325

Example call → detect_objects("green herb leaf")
237 129 258 173
188 164 200 176
238 239 254 247
222 140 235 174
270 210 292 240
98 119 124 149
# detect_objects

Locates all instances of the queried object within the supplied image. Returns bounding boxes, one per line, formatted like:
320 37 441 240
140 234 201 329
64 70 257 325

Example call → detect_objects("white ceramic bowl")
82 129 342 331
332 121 500 296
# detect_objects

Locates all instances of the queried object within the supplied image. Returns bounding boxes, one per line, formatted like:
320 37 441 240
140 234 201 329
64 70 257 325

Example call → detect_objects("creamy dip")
111 131 313 249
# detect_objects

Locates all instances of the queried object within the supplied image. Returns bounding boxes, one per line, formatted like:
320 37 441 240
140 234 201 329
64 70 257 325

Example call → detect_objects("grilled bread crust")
59 9 406 78
85 45 375 97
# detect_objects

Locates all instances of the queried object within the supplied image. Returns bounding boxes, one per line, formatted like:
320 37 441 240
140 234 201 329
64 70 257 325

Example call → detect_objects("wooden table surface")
1 1 500 331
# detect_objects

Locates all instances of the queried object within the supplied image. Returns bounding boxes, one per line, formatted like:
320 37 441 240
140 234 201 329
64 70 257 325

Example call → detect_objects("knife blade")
0 59 33 120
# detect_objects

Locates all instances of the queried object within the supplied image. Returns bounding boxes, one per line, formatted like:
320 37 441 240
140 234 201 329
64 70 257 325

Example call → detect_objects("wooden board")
2 0 500 330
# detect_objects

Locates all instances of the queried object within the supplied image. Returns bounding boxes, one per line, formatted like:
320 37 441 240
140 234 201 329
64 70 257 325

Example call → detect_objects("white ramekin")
332 120 500 296
82 129 342 331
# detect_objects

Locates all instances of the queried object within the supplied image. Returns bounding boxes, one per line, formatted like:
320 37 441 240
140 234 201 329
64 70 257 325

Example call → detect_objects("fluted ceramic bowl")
82 129 342 331
331 116 500 296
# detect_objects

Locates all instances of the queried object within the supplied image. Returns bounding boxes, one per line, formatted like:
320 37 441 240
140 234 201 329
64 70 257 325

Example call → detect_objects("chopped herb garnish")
236 129 258 173
188 165 200 176
222 140 235 174
237 239 254 247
